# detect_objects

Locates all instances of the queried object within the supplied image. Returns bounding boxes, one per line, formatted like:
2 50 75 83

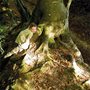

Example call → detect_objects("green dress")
15 29 33 45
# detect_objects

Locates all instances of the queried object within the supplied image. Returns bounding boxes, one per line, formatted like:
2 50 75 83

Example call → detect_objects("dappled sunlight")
74 50 81 58
37 53 45 63
73 58 84 77
4 38 30 58
24 53 37 66
48 32 55 38
45 26 53 35
19 38 30 51
85 79 90 85
72 58 90 83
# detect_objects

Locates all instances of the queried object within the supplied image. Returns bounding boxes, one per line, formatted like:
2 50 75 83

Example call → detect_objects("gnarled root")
35 42 53 60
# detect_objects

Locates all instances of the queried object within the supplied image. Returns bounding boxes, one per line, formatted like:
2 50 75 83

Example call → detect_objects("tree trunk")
31 0 83 61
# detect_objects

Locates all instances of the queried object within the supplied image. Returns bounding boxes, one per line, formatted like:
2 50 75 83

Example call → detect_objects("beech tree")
0 0 90 90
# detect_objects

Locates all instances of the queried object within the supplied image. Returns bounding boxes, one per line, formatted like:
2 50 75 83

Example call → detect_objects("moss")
12 79 34 90
40 0 67 22
61 32 71 43
48 37 55 44
40 61 53 73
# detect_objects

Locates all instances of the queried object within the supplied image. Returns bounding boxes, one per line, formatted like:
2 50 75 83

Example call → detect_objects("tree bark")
30 0 83 61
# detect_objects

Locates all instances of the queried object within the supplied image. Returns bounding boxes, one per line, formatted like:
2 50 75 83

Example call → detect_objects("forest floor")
1 47 90 90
